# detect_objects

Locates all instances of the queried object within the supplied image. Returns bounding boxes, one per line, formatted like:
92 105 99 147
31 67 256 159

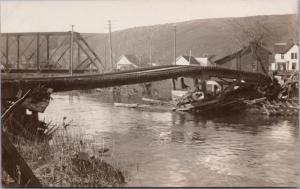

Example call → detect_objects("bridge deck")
2 65 270 99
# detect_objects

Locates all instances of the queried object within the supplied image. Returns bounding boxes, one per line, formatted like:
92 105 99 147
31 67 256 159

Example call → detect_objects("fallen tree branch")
1 89 31 122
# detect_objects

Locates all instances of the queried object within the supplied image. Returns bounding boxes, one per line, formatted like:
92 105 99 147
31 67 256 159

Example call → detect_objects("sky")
0 0 298 33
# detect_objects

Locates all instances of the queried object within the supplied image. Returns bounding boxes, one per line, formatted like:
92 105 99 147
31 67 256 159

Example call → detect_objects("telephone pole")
108 20 113 71
149 37 152 66
104 44 107 70
0 0 2 66
70 25 74 75
0 0 2 34
173 25 177 65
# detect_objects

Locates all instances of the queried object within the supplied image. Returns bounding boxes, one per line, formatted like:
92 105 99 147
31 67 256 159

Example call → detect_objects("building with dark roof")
214 43 272 74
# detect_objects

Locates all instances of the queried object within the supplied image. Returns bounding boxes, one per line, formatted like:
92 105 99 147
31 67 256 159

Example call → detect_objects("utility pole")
108 20 113 71
104 44 106 70
149 37 152 66
149 28 154 66
189 50 192 64
70 25 74 75
149 28 159 67
0 0 2 67
0 0 2 33
173 25 177 65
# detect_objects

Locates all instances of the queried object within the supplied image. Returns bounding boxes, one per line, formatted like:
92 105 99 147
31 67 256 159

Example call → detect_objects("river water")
41 91 299 187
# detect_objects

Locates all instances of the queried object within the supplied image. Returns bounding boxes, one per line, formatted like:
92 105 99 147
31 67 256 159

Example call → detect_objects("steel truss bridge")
0 32 104 73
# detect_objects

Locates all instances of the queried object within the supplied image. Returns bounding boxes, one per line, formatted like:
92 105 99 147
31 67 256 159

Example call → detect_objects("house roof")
118 54 139 65
179 55 200 65
195 57 212 66
214 43 272 65
274 43 297 54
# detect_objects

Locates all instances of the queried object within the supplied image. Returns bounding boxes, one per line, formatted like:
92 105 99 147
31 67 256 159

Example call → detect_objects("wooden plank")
1 90 31 121
2 132 42 187
2 89 42 187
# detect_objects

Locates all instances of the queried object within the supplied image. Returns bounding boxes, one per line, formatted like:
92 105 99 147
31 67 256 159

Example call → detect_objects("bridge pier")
172 78 177 90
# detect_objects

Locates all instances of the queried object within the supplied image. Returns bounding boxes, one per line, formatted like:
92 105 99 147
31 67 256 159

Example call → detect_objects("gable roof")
118 54 139 65
195 57 212 66
214 43 272 65
179 55 200 65
274 43 297 54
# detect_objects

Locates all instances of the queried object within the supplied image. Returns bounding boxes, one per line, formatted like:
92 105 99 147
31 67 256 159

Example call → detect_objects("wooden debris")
2 90 42 187
21 86 53 113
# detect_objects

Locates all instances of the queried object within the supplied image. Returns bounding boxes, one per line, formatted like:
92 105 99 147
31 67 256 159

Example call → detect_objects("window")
281 54 284 59
278 63 286 71
282 64 286 71
252 60 257 71
292 62 297 70
291 52 297 59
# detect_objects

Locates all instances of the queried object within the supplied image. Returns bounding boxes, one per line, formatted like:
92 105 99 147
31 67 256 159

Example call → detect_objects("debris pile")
175 72 298 116
2 85 58 141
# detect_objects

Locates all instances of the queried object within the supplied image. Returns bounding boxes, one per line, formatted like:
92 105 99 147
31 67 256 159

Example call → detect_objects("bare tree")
228 16 276 47
227 17 276 75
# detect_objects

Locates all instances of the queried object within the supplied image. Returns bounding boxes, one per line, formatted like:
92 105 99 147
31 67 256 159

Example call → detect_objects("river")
41 91 299 187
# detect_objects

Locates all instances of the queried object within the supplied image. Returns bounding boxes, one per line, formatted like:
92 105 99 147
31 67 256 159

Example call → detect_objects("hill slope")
83 14 298 70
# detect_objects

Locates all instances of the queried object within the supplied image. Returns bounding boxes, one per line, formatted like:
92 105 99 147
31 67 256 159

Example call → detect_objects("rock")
98 148 109 154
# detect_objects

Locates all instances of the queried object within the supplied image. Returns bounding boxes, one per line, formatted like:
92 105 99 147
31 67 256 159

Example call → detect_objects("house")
214 42 272 74
195 57 215 67
116 54 139 70
175 55 216 67
151 62 158 66
270 43 298 71
175 55 200 66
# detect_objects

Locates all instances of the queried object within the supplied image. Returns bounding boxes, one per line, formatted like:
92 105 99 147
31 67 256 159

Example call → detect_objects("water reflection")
42 92 299 187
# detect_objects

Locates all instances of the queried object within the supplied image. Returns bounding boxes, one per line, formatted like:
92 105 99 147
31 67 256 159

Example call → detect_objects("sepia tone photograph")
0 0 299 187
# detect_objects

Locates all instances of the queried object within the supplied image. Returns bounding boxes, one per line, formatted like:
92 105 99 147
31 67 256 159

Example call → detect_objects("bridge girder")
1 65 271 100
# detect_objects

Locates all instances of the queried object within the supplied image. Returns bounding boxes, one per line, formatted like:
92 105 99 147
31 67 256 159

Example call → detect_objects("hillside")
1 14 297 71
82 14 298 70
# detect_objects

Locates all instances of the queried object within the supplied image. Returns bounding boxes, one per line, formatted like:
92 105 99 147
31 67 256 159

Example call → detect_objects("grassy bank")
3 124 126 187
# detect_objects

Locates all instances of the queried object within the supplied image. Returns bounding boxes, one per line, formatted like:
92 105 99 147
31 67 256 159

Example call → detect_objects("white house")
195 57 215 67
116 54 139 70
175 55 201 66
271 43 299 71
172 55 220 102
175 55 215 67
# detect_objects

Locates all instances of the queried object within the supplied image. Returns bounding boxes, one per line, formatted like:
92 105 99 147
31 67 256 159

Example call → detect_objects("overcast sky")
1 0 298 33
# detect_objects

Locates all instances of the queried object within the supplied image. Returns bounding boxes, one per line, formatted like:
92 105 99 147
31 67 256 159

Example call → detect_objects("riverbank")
2 126 126 187
40 92 299 187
